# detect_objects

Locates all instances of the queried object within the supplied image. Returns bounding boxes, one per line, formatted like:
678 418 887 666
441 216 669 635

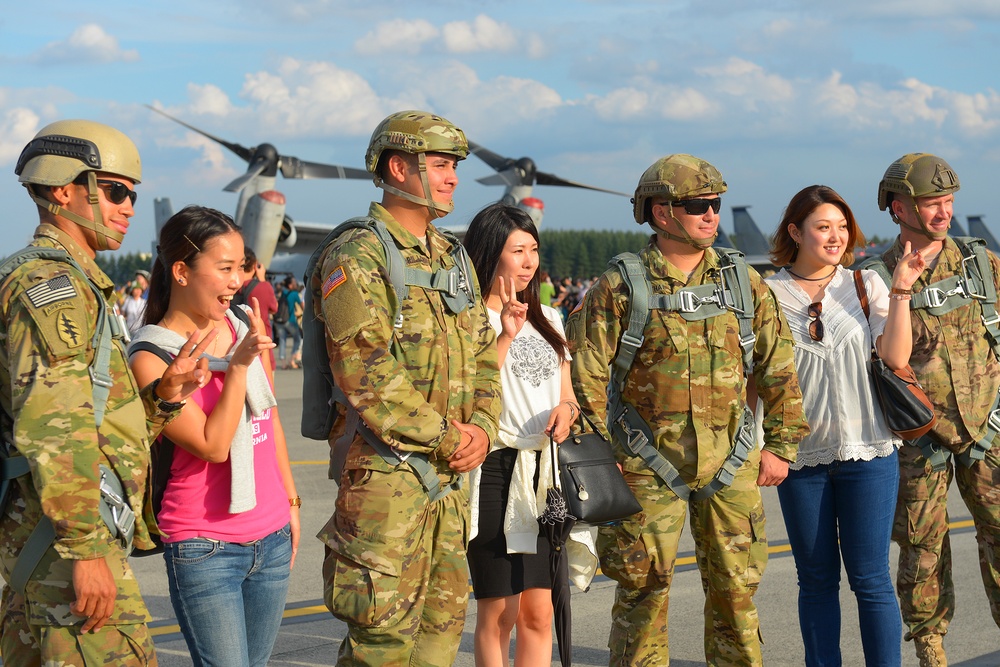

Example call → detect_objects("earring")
178 279 186 286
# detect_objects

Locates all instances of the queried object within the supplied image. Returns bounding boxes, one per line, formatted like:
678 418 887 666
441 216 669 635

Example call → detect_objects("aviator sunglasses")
807 301 824 341
95 179 138 206
671 197 722 216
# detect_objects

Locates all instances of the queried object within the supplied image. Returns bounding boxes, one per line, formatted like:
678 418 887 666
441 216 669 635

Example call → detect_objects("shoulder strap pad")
856 256 893 289
608 252 650 393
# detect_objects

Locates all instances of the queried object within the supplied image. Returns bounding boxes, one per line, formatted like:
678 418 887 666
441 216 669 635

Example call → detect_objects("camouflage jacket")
0 225 173 622
566 239 808 483
881 236 1000 448
314 203 501 477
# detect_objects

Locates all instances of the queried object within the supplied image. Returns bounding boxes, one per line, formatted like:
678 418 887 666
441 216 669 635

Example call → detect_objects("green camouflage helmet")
632 154 727 224
877 152 959 211
365 110 468 174
16 119 142 186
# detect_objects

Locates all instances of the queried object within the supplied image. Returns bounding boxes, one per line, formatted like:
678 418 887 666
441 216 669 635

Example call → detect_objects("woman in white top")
464 203 593 667
766 185 927 666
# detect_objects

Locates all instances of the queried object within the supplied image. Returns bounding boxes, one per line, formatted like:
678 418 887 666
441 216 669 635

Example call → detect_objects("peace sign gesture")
497 275 528 341
231 296 276 368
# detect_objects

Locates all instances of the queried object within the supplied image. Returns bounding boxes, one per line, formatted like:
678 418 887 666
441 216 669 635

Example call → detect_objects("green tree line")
538 229 651 279
95 252 154 287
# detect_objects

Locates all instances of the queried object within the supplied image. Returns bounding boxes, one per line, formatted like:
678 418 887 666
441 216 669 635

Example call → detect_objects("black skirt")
467 448 552 599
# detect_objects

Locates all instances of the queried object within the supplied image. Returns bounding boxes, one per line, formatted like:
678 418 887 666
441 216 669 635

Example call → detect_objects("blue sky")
3 0 1000 262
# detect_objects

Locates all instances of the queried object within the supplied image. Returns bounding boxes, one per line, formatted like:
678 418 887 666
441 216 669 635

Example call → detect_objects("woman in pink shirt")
129 206 299 667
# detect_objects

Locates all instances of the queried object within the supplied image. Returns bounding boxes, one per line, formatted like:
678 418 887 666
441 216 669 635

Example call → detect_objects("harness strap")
912 434 952 473
611 402 756 501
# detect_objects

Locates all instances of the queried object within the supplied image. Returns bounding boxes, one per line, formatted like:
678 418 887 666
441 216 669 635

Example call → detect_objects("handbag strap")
853 269 871 320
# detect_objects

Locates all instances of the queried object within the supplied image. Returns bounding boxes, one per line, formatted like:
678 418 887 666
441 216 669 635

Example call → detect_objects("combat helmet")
878 152 959 240
366 110 468 217
632 154 726 249
15 119 141 251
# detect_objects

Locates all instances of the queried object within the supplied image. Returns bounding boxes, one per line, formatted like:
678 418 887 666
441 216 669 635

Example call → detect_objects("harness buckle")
987 408 1000 435
921 287 949 309
615 410 647 452
619 332 644 353
961 254 988 300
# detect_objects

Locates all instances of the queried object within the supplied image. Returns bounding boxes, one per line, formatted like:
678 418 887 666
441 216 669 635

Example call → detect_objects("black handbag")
853 270 937 440
554 411 642 525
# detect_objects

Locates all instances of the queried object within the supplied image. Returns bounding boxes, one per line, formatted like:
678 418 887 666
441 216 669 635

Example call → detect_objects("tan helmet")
15 119 141 251
16 119 142 186
366 110 467 218
632 154 726 224
878 153 959 240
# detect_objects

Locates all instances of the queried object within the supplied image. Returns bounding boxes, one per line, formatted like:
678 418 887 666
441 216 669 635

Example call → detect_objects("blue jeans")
777 451 902 667
275 321 301 361
164 524 292 667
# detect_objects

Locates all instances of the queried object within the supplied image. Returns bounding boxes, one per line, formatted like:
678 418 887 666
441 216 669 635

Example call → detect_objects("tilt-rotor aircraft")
146 105 370 275
147 108 633 279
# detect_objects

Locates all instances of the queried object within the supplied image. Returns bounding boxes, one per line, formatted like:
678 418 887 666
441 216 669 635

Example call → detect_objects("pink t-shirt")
157 357 290 543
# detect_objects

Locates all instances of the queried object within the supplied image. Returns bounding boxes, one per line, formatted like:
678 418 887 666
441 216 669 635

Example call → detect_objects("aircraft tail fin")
968 216 1000 253
731 206 771 256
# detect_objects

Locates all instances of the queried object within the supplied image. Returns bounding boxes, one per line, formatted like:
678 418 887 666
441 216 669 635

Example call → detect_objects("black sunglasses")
807 301 824 342
95 179 138 206
670 197 722 215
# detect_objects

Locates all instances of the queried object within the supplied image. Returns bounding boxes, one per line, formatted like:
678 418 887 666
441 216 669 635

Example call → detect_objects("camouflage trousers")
598 448 767 666
320 465 470 667
1 578 155 667
892 442 1000 639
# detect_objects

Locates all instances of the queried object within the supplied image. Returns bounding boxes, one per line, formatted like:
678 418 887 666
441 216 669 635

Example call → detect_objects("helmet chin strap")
891 201 949 241
27 172 123 251
375 153 453 219
651 206 717 250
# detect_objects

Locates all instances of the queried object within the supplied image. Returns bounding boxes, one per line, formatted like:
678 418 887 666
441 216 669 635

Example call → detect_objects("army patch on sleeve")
323 266 347 298
25 274 77 308
55 311 85 349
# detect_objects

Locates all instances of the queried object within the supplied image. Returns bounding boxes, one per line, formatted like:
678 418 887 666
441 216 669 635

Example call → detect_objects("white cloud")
354 18 438 56
31 24 139 65
442 15 518 54
0 107 41 164
187 84 234 117
695 58 795 111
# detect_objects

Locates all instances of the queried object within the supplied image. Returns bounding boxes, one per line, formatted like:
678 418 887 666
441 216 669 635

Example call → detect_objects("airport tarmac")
4 367 999 665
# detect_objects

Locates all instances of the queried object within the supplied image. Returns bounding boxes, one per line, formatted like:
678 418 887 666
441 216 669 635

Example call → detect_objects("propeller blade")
476 170 522 188
145 104 254 163
279 157 369 181
535 170 630 197
223 157 269 192
467 141 513 172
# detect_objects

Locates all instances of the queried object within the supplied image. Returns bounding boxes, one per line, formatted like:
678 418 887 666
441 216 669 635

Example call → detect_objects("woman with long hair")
766 185 926 666
464 203 596 667
129 205 300 667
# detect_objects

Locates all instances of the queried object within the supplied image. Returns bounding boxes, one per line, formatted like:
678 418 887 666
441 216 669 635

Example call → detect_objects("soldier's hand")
157 329 218 403
447 421 489 472
72 557 117 632
757 449 789 487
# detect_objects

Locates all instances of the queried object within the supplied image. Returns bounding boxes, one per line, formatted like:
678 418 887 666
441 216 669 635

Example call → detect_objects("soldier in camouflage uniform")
873 153 1000 666
566 154 809 666
313 111 501 666
0 120 210 667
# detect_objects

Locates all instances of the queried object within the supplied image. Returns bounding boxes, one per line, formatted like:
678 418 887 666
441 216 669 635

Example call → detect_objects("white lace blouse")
766 266 901 469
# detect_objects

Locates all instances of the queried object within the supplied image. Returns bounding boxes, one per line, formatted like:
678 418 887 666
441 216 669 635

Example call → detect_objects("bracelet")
561 401 580 418
289 496 302 507
890 294 912 301
890 287 912 295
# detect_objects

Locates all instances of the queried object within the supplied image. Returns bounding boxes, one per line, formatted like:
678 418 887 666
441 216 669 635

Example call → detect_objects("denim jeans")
777 450 902 667
275 321 301 361
164 524 292 667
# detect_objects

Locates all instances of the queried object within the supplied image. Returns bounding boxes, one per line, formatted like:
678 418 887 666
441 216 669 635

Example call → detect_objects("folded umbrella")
539 433 577 667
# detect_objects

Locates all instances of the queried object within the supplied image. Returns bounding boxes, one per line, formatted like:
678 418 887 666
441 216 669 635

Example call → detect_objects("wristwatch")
150 378 186 416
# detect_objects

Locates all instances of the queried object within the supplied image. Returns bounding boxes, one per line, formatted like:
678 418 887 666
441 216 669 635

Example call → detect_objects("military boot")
913 634 947 667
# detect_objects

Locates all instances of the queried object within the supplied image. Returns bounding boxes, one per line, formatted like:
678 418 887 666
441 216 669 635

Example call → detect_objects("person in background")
766 184 926 666
538 271 555 307
129 205 299 667
275 276 303 369
120 280 148 334
463 203 596 667
239 247 278 370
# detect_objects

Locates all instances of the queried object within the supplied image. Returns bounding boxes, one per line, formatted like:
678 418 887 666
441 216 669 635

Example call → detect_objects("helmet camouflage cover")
632 154 727 224
16 119 142 186
877 152 959 211
365 110 468 174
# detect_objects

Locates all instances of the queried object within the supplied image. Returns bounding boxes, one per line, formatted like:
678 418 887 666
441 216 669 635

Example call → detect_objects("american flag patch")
26 274 77 308
323 266 347 297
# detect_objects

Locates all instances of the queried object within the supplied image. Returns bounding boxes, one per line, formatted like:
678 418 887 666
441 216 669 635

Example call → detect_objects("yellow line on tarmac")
290 461 328 465
146 517 976 639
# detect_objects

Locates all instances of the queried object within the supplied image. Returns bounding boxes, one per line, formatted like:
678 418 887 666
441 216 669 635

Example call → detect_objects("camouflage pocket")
597 513 670 589
323 535 404 629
